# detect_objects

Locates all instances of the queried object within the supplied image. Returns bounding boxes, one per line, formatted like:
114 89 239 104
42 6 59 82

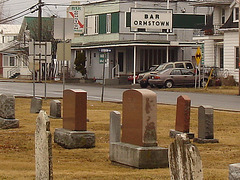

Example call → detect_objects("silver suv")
138 61 195 88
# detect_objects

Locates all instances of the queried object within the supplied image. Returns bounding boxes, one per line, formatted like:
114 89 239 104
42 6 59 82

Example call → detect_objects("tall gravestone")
35 110 53 180
0 94 19 129
169 133 203 180
229 163 240 180
110 89 168 169
49 100 61 119
54 89 95 149
193 105 219 143
170 95 194 139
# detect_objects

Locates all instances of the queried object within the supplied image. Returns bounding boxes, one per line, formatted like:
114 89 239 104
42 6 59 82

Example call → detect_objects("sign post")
195 47 202 88
99 48 111 102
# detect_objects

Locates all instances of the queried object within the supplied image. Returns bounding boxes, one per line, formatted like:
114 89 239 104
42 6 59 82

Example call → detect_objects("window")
95 15 99 34
170 69 181 75
186 63 193 69
181 69 193 75
106 14 111 33
220 47 224 68
10 57 15 66
85 15 98 35
84 17 88 34
233 7 239 22
175 63 184 68
221 8 225 24
165 64 173 69
236 47 239 69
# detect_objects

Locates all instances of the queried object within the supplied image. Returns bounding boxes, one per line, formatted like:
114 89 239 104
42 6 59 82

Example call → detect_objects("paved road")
0 81 239 112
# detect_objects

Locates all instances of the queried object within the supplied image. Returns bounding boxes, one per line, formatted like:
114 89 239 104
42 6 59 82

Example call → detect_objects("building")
193 0 239 83
0 24 29 78
70 0 211 82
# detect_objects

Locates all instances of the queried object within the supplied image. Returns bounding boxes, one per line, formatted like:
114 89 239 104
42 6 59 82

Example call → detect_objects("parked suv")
138 61 194 88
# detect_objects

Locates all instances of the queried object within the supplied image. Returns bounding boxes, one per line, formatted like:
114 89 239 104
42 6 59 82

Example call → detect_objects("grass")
0 98 239 179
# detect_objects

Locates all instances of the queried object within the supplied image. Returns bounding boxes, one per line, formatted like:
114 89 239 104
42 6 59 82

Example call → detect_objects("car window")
159 69 169 74
170 69 181 75
165 64 173 69
181 69 194 75
155 64 165 71
186 63 193 69
175 63 184 68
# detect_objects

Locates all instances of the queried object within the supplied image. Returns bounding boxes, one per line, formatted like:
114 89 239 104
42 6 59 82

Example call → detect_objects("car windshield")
159 69 169 74
155 64 165 71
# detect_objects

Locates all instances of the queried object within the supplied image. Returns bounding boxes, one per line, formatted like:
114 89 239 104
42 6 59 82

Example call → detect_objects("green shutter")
173 14 205 29
111 12 119 33
99 14 106 34
126 12 131 27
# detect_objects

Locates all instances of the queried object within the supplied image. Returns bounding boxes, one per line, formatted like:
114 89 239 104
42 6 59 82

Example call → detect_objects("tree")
74 50 86 77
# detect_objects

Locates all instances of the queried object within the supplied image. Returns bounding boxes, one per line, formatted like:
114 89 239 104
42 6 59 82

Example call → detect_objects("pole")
239 3 240 95
133 46 137 84
44 42 47 99
166 0 170 63
101 52 106 103
33 40 36 97
38 0 42 82
63 18 66 92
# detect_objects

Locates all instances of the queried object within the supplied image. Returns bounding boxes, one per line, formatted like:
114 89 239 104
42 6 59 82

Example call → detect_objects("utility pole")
38 0 42 82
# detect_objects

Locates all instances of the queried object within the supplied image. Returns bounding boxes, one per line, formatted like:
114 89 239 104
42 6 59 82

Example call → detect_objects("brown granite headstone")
175 95 191 133
63 89 87 131
121 89 157 147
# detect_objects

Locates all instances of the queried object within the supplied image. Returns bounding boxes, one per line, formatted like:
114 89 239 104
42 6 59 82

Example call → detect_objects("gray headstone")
110 111 121 143
0 94 15 119
50 100 61 118
229 163 240 180
169 133 203 180
30 97 42 113
35 110 53 180
198 105 214 139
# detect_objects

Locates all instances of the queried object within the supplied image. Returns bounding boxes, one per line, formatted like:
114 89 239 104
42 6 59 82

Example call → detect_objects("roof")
190 0 232 7
0 24 21 35
220 10 238 29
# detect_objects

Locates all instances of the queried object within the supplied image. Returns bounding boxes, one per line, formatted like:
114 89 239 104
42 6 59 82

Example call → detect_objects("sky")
2 0 99 25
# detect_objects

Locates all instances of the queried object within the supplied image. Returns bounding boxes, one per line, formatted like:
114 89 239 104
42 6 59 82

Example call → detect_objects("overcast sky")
2 0 99 25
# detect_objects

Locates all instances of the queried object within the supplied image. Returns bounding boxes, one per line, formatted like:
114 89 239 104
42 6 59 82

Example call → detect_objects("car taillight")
154 76 160 79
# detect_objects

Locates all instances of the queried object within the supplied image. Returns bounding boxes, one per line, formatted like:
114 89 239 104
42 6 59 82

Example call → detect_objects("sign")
54 18 74 40
99 48 112 53
57 43 71 61
131 8 172 32
195 47 202 65
68 6 84 34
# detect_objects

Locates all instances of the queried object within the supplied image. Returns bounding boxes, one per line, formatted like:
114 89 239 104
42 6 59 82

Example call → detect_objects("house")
0 24 29 78
70 0 211 82
192 0 239 83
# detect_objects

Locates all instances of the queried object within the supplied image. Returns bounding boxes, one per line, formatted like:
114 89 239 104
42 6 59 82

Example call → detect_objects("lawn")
0 98 239 179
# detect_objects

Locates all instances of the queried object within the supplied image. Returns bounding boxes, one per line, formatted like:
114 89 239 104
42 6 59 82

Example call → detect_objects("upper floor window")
221 8 225 24
84 15 99 35
106 14 111 33
233 7 239 22
236 47 239 69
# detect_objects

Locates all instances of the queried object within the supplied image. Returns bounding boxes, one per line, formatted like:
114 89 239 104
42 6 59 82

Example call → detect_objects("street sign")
99 48 112 53
54 18 74 40
195 47 202 65
67 6 84 34
57 43 71 61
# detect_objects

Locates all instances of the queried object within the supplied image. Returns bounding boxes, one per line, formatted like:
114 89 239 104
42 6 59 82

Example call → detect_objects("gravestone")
110 89 168 169
0 94 19 129
54 89 95 149
49 100 61 119
229 163 240 180
30 97 42 113
193 105 219 143
35 110 53 180
169 133 203 180
170 95 194 139
109 111 121 143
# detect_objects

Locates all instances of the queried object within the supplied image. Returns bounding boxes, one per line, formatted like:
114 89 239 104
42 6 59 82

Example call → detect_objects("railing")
7 67 20 78
112 64 120 79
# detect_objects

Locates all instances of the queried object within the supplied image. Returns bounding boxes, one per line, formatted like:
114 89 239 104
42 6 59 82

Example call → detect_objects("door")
116 50 126 74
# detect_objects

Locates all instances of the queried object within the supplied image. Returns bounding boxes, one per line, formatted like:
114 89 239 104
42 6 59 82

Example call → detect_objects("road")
0 81 239 112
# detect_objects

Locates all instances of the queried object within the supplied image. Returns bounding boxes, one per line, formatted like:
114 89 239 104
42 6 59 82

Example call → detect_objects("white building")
0 24 31 78
193 0 239 82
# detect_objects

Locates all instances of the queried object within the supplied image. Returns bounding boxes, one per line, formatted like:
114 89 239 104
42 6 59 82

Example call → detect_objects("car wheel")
165 80 173 88
140 80 148 88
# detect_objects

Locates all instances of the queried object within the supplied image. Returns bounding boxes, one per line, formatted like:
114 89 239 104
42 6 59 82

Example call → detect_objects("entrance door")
116 50 126 74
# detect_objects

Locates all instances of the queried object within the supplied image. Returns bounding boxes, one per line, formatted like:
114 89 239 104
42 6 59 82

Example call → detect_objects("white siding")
204 40 215 66
224 31 239 82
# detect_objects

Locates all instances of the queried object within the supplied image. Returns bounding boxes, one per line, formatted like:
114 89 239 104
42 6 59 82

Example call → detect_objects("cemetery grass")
0 98 239 179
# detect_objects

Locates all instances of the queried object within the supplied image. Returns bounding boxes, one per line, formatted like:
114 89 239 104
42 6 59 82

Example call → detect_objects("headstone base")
193 138 219 144
229 163 240 180
54 128 95 149
0 117 19 129
169 129 194 139
110 142 168 169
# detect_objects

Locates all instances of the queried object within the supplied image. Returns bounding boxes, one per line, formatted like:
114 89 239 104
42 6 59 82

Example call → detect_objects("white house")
0 24 31 78
193 0 239 83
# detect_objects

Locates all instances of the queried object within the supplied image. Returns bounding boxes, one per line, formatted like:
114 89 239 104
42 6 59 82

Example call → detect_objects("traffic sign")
195 47 202 65
99 48 112 53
